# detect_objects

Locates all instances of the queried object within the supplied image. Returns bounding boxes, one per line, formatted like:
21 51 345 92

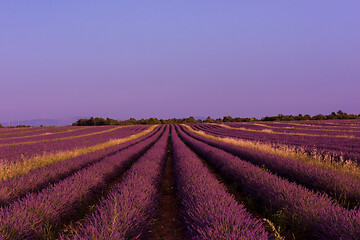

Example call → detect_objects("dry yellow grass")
0 125 157 182
184 124 360 179
213 123 359 139
0 126 125 147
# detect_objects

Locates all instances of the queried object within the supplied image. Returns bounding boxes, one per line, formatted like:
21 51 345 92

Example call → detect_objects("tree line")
71 110 360 126
0 124 32 128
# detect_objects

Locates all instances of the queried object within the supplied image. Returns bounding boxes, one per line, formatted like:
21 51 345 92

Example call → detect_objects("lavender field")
0 121 360 240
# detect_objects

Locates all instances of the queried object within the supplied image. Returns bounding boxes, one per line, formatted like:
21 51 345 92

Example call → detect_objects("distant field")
0 121 359 239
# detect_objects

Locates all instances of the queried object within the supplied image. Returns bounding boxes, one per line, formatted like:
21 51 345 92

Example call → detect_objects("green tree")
223 116 233 122
205 116 214 123
312 114 325 120
303 114 311 120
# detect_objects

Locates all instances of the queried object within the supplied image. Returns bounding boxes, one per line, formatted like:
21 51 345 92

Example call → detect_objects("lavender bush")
0 126 161 206
181 125 360 209
63 126 169 239
176 125 360 239
0 126 164 239
172 126 268 240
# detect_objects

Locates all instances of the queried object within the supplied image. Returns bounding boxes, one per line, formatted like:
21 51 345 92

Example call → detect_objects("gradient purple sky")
1 1 360 122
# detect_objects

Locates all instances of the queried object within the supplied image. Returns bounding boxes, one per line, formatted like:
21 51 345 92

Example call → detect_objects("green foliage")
71 110 360 126
261 110 359 121
204 116 214 123
16 124 31 128
72 117 110 126
72 116 204 126
223 116 233 122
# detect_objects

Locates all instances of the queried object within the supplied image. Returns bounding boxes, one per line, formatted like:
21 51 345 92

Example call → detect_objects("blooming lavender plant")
0 126 161 206
181 125 360 209
176 125 360 239
62 126 169 239
0 126 164 239
191 124 360 163
224 122 360 137
172 126 268 240
0 125 149 163
0 126 113 145
0 126 85 139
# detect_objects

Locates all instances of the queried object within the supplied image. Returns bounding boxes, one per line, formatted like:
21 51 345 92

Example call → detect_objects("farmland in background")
0 120 360 239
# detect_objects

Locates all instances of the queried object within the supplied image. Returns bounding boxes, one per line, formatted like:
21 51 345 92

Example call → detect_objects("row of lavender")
0 126 105 144
61 126 170 239
262 119 360 128
224 119 360 130
3 122 358 239
177 125 360 239
192 124 360 162
224 122 360 137
171 126 268 239
0 126 164 239
0 125 149 163
0 126 86 139
61 126 269 239
0 126 162 206
182 126 360 209
0 124 272 239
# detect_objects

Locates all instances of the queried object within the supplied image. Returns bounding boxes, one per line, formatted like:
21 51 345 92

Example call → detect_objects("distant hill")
1 117 83 127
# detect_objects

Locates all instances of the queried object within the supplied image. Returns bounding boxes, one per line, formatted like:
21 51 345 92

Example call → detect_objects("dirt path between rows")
150 131 185 240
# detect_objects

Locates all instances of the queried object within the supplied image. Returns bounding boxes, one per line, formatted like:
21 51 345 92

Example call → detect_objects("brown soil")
149 133 185 240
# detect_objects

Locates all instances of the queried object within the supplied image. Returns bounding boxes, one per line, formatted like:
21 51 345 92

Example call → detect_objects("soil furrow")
150 126 185 240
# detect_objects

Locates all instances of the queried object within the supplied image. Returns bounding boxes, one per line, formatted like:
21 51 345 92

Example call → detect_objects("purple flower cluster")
261 119 360 128
0 126 82 139
62 126 169 239
0 126 161 206
172 126 268 239
0 126 163 239
192 124 360 162
176 125 360 239
0 125 149 163
224 122 360 137
0 126 107 144
182 125 360 209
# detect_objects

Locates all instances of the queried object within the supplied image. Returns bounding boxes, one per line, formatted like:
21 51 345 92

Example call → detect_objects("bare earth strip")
0 125 157 182
184 124 360 180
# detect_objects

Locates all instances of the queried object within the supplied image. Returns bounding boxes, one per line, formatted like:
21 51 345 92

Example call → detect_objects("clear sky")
1 1 360 122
